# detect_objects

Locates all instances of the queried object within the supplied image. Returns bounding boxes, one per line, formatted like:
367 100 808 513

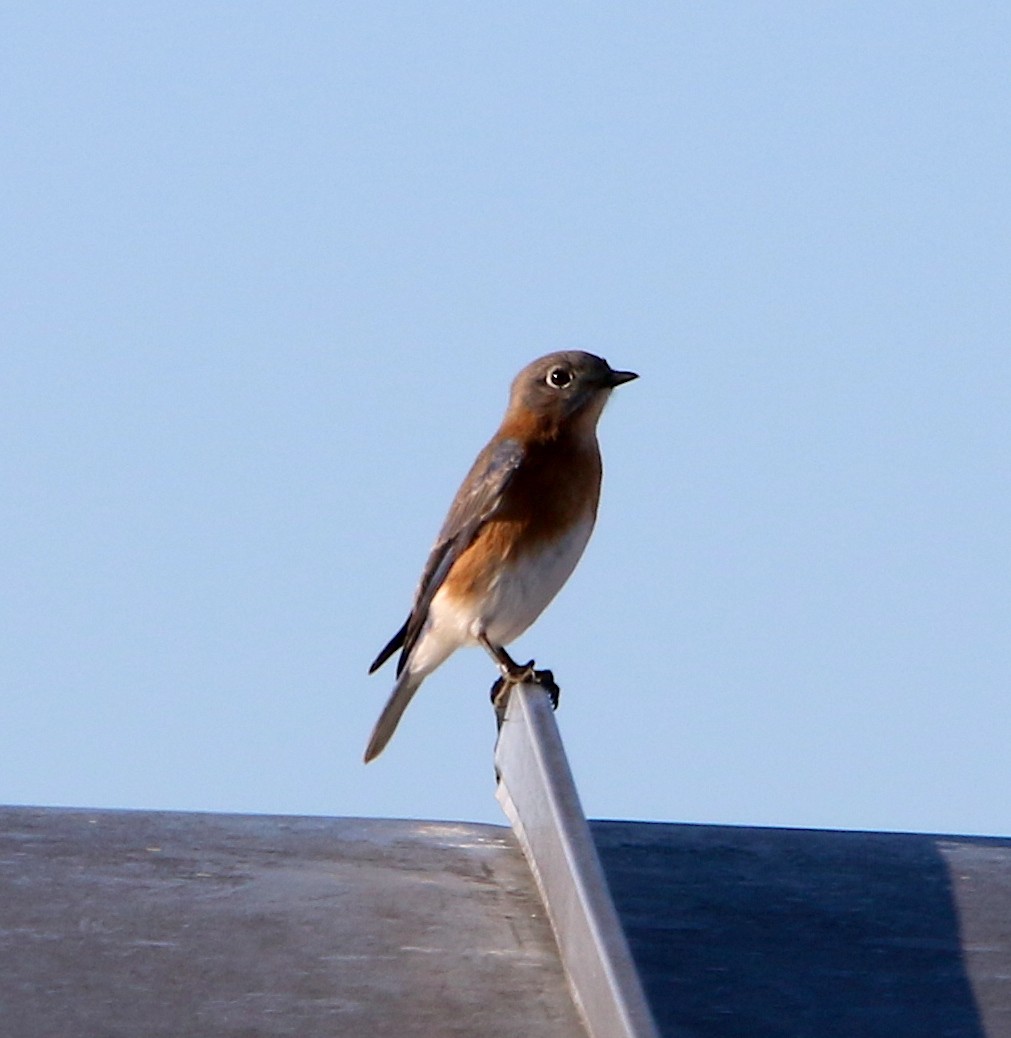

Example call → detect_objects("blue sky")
3 3 1009 835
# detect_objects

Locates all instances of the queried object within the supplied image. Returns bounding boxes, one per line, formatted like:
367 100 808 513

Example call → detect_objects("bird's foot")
490 673 516 729
503 658 537 684
490 664 561 728
533 668 560 710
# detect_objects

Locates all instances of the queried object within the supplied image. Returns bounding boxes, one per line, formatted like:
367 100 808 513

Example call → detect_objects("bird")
364 350 637 763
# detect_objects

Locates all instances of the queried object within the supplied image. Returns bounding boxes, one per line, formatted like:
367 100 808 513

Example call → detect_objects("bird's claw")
490 664 561 728
533 668 560 709
512 659 536 683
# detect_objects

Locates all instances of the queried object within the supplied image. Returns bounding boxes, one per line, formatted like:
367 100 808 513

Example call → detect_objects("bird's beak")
606 368 639 387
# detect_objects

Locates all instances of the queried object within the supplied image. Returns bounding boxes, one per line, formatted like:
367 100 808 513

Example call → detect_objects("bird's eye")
547 366 572 389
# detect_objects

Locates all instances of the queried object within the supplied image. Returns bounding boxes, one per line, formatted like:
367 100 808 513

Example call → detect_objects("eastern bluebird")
364 350 637 763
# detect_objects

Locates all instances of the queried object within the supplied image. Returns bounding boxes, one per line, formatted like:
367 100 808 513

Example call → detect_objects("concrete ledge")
494 684 661 1038
0 807 587 1038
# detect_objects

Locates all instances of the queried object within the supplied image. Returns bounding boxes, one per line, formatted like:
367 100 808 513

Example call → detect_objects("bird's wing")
368 437 525 676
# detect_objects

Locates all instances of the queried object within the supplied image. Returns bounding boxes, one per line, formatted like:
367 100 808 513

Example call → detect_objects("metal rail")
495 684 661 1038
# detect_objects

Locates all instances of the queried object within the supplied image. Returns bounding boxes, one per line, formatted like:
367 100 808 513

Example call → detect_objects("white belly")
476 515 595 646
408 515 595 677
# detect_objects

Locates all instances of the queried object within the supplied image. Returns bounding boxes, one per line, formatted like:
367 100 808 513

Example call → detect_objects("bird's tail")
363 669 425 763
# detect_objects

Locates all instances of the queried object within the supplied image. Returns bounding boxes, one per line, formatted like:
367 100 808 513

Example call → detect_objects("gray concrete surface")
6 805 1011 1038
594 821 1011 1038
0 807 587 1038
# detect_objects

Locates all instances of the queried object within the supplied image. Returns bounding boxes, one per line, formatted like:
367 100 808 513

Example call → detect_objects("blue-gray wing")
368 437 525 676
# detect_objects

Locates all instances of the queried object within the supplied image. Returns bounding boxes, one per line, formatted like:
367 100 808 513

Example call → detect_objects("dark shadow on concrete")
594 822 1011 1038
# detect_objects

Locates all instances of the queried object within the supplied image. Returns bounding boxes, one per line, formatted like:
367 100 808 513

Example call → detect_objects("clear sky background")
3 3 1009 836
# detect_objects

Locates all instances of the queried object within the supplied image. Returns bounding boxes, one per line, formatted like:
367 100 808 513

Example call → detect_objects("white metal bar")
495 684 661 1038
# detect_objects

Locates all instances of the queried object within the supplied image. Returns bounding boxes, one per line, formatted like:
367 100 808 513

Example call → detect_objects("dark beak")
607 368 639 387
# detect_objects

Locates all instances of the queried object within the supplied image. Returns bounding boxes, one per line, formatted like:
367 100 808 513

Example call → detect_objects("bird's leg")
478 632 535 683
479 633 561 727
479 634 532 727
